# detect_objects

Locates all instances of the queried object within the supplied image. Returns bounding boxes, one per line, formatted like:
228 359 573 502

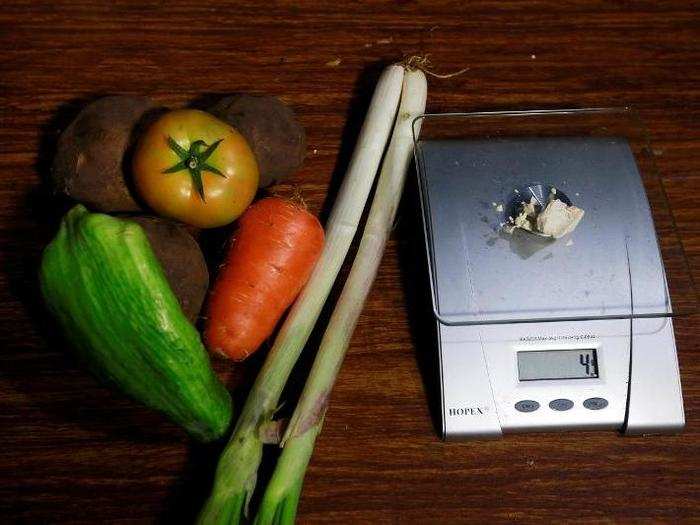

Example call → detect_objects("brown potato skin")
208 94 305 188
129 216 209 323
52 96 157 212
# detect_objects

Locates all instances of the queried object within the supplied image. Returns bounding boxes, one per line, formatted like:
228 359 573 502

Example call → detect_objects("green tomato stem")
163 136 224 201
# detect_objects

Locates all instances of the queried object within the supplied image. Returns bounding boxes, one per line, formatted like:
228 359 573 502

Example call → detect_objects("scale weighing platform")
412 109 697 440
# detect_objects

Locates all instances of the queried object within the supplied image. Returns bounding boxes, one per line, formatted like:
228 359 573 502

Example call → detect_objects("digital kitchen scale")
412 108 697 440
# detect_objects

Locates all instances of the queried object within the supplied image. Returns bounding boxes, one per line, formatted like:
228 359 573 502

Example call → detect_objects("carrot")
204 197 324 361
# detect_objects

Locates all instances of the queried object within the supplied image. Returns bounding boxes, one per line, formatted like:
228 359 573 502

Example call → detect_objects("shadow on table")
395 169 443 438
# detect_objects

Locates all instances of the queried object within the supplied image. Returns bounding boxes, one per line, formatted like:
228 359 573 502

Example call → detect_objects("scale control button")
549 399 574 411
583 397 608 410
514 400 540 413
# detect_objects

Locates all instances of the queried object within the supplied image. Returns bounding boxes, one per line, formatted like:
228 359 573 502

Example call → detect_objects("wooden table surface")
2 1 700 523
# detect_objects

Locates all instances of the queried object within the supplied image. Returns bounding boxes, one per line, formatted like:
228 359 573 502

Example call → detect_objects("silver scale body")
415 135 685 440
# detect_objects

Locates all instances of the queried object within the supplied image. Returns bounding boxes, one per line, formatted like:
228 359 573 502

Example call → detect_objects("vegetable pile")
40 63 427 523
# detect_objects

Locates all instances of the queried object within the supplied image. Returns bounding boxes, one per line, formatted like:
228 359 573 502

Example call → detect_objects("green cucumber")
40 205 231 441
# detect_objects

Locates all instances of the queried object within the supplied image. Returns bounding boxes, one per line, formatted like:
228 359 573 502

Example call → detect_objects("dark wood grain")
1 1 700 523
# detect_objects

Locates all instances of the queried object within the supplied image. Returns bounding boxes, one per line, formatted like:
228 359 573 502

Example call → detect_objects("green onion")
254 68 428 525
197 64 406 525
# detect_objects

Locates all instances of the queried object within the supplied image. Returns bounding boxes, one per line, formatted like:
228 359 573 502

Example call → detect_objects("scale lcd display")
518 349 599 381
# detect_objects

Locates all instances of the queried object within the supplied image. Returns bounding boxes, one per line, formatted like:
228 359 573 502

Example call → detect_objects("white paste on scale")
504 188 584 239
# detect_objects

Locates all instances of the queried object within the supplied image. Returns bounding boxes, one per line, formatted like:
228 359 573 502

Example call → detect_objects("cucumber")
40 205 232 441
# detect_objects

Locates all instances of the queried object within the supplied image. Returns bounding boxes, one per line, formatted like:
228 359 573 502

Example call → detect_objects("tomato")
132 109 259 228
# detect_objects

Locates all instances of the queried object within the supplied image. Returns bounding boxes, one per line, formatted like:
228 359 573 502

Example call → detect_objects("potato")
52 96 158 212
208 94 306 187
130 216 209 323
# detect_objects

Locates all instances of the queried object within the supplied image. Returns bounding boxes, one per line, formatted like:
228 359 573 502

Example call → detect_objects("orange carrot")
204 197 324 361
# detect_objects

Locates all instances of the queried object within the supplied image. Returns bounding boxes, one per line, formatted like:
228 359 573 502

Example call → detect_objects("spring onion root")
254 68 428 525
197 64 405 525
